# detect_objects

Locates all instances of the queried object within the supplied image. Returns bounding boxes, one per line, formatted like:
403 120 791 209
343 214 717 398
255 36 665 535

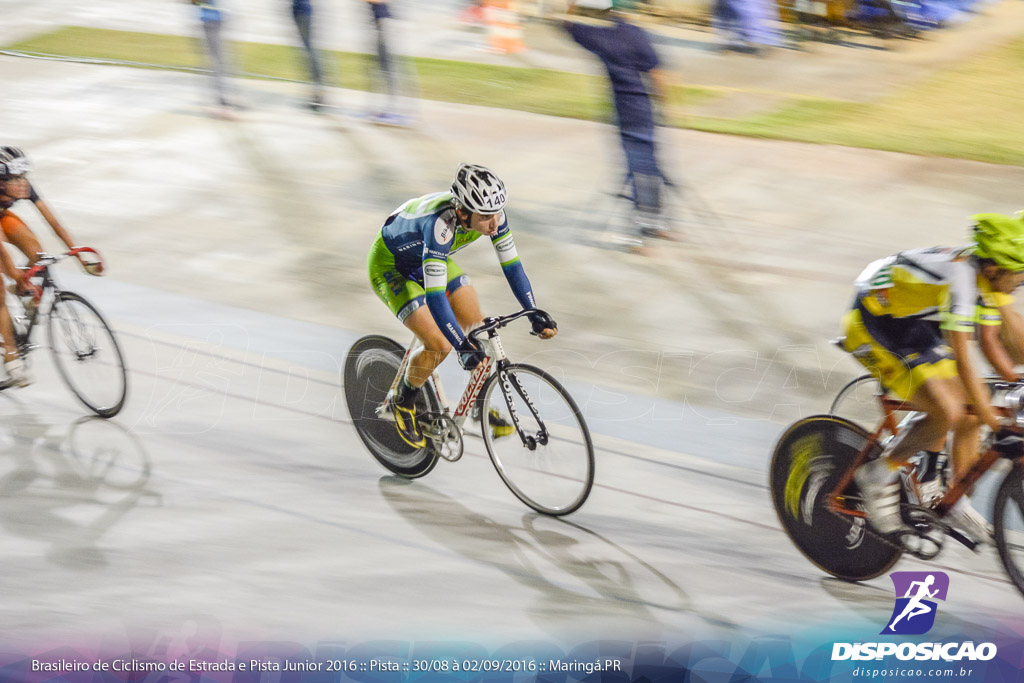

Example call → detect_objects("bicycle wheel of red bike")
48 291 128 418
770 415 902 581
994 463 1024 599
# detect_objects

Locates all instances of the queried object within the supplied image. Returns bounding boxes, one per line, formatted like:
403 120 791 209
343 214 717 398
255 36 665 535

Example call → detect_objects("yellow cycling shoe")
488 408 516 440
381 398 426 449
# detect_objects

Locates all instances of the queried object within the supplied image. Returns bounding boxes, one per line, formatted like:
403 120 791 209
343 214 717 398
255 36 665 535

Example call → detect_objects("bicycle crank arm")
946 528 979 552
421 412 464 462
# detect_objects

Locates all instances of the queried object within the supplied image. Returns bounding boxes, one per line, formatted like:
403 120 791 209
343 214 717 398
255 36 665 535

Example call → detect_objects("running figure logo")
882 571 949 635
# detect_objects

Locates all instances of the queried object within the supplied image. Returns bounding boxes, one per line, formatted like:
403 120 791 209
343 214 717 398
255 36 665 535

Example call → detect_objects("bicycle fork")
482 330 548 450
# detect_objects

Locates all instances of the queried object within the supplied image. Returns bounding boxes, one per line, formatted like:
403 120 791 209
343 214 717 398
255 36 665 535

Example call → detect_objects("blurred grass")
6 26 703 125
689 38 1024 166
9 27 1024 165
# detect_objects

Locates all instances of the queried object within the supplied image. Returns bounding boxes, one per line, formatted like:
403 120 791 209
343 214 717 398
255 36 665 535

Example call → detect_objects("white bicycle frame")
385 330 512 432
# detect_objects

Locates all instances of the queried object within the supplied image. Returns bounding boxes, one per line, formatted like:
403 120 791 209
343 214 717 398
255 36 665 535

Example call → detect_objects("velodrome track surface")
3 54 1024 653
2 274 1021 653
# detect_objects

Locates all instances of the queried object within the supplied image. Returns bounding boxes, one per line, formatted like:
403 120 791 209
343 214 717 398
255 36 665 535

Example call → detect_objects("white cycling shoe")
3 358 31 388
854 457 906 535
947 496 993 547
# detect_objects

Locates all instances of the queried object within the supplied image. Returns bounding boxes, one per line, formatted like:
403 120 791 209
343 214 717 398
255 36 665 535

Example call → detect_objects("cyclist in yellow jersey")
914 254 1024 506
844 213 1024 543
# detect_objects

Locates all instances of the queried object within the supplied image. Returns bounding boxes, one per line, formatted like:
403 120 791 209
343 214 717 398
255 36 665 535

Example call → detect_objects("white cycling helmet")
0 146 31 178
451 163 507 215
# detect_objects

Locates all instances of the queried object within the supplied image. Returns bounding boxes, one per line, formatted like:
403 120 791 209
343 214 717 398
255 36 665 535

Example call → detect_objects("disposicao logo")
831 570 997 663
882 571 949 635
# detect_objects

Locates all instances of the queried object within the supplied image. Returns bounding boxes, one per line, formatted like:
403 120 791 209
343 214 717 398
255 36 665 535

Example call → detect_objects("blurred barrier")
486 0 527 53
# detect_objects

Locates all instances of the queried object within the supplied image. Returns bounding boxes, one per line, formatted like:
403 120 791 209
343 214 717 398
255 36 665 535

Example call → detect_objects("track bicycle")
771 376 1024 597
344 308 595 516
829 367 1010 488
3 248 127 418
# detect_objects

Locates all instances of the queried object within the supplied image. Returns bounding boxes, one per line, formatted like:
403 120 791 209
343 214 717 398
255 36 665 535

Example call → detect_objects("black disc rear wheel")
343 335 439 478
770 415 902 581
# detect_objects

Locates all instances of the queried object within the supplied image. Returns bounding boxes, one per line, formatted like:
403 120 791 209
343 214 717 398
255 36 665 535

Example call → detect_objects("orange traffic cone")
485 0 525 54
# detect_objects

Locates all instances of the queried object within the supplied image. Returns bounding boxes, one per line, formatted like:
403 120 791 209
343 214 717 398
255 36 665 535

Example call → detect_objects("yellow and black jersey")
855 246 1013 333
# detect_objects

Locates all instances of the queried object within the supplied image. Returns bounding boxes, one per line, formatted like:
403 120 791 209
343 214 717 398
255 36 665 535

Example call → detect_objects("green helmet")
971 213 1024 272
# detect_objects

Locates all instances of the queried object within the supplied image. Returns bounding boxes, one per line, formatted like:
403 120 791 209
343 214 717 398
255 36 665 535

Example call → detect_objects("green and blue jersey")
378 192 535 349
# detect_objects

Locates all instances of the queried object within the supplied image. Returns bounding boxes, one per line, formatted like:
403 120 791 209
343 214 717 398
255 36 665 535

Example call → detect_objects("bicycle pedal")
899 505 948 558
900 525 945 559
419 416 450 439
420 425 445 439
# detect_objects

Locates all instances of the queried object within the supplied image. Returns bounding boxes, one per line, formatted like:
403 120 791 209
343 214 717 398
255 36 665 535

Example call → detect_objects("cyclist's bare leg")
941 380 983 481
1 214 42 266
879 377 964 466
401 285 485 388
0 230 24 370
448 284 485 331
0 298 16 363
403 306 452 389
858 376 972 533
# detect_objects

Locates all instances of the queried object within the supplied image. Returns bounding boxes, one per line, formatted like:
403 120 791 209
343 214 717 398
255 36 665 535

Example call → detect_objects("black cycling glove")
528 311 558 336
457 338 487 371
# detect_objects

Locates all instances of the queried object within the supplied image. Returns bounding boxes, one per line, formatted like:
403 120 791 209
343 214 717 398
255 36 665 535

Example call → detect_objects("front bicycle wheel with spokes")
343 335 440 478
480 363 594 516
48 291 128 418
993 463 1024 598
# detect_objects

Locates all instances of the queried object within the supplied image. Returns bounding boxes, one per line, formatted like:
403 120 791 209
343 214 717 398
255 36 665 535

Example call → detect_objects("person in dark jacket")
563 0 672 247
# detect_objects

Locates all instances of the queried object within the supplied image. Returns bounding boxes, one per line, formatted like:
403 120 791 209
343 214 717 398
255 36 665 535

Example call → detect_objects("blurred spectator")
460 0 488 26
291 0 326 110
187 0 239 118
365 1 411 126
712 0 782 52
563 0 671 246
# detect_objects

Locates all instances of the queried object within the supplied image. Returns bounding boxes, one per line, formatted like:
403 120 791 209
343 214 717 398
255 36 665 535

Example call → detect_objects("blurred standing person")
712 0 781 53
365 0 410 125
563 0 671 249
187 0 238 118
291 0 327 110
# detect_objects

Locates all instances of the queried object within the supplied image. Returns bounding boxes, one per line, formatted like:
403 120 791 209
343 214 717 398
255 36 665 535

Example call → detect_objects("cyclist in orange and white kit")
845 214 1024 545
0 146 100 386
